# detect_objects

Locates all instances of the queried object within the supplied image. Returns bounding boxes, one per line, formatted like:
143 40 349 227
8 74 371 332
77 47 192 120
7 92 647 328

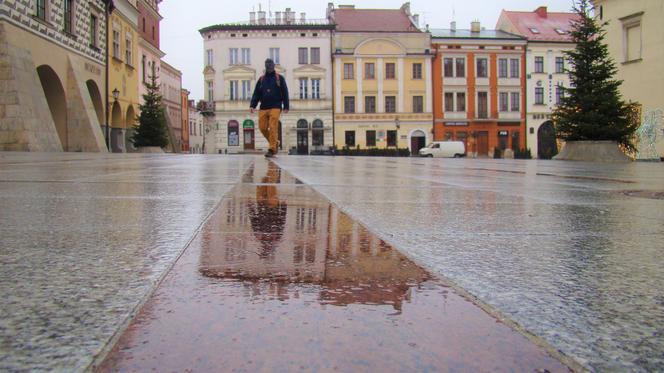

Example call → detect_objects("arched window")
297 119 308 129
228 120 239 146
312 119 324 146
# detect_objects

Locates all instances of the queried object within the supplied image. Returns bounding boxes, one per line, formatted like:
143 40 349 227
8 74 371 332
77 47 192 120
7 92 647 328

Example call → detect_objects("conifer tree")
131 64 169 148
552 0 639 151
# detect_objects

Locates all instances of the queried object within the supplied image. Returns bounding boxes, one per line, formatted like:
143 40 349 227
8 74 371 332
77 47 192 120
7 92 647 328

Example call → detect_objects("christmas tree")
552 0 639 151
131 63 169 148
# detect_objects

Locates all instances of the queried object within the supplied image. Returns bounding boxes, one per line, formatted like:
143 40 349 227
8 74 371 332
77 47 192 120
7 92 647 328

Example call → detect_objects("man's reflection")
249 162 287 259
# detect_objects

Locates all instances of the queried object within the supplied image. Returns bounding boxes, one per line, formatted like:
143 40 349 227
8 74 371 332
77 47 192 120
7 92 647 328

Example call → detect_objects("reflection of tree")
249 162 287 258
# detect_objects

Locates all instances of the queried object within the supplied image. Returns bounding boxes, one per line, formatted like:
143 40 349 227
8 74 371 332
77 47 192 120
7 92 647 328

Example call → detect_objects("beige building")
188 100 206 153
199 7 334 155
328 3 433 154
161 60 182 152
592 0 664 159
0 0 108 152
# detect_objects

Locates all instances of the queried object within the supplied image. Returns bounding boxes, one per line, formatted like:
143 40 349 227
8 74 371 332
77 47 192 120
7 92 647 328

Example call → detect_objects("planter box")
554 141 631 162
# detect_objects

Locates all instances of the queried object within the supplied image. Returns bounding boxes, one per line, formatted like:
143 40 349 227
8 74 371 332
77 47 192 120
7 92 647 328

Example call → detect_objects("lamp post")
109 88 119 152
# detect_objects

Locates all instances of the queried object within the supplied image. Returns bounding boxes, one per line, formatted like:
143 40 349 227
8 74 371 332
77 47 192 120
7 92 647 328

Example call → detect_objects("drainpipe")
104 0 115 151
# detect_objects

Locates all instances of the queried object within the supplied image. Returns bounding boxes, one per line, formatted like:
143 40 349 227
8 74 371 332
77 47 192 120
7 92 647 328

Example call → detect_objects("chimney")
401 2 411 16
327 2 334 19
258 10 266 25
535 6 548 18
412 14 419 27
450 21 456 32
275 11 282 24
285 8 294 24
471 20 481 33
300 12 306 24
338 5 355 9
249 11 256 24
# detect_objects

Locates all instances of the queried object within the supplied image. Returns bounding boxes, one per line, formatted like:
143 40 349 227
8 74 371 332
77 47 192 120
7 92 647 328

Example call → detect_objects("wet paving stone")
97 160 571 372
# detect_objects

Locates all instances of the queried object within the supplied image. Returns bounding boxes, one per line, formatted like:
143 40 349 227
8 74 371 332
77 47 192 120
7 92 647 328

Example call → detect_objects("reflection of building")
160 60 182 153
199 160 429 310
431 21 527 158
328 3 433 155
108 0 140 153
496 7 576 159
0 0 108 152
199 7 335 155
591 0 664 159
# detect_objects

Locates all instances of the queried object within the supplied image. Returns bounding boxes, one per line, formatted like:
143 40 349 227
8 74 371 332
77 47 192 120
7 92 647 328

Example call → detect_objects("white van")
419 141 466 158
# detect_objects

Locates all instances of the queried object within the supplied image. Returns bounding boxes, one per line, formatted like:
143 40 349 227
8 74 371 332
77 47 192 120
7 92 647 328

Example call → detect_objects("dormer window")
554 28 566 35
529 28 540 34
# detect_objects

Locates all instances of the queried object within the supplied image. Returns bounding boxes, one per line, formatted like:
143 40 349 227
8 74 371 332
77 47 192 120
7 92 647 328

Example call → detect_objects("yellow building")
328 3 433 154
108 0 140 152
593 0 664 159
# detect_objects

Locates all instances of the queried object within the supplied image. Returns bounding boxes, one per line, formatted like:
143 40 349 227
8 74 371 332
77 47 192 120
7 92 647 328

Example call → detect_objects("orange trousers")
258 108 281 153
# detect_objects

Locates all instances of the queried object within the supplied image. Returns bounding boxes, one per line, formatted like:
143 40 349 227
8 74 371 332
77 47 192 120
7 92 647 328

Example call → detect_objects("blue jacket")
250 72 289 110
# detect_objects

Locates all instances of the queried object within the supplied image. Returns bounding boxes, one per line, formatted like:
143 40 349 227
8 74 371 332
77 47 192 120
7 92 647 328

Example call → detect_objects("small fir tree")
552 0 639 151
131 64 169 148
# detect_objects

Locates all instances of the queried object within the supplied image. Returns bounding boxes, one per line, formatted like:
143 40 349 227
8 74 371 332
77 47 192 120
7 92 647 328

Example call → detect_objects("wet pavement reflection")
97 160 570 372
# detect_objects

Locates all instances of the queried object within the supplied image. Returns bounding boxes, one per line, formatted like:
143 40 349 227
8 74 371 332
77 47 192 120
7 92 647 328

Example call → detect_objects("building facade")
497 7 576 159
431 22 527 158
108 0 140 153
161 60 182 152
137 0 164 106
329 3 433 155
200 8 334 155
181 89 189 152
0 0 108 152
592 0 664 159
188 100 206 153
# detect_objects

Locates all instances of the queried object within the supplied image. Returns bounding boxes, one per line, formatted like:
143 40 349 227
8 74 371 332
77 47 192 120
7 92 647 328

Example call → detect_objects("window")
455 58 465 77
364 63 375 79
535 87 544 104
241 48 250 64
299 78 308 99
510 59 519 78
366 130 376 147
555 57 564 73
510 92 520 111
312 120 324 146
242 80 251 100
152 26 154 40
413 96 423 113
477 92 488 118
229 80 238 101
499 92 509 112
476 58 488 78
456 92 466 112
112 30 120 59
624 21 642 62
269 48 280 64
365 96 376 113
387 130 397 147
343 63 354 79
228 121 239 146
385 96 396 113
206 80 214 101
556 85 564 105
529 27 540 34
141 55 146 82
443 58 454 77
229 48 238 65
89 14 98 48
385 63 395 79
298 48 308 64
534 56 544 73
142 17 145 32
345 131 355 147
444 92 454 112
36 0 46 20
344 96 355 113
498 59 508 78
311 79 320 99
63 0 73 33
125 34 133 65
206 49 213 66
412 63 422 79
310 47 320 64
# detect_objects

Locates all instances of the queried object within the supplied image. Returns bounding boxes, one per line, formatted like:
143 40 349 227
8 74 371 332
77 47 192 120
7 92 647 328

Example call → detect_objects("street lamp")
395 116 400 130
108 88 119 151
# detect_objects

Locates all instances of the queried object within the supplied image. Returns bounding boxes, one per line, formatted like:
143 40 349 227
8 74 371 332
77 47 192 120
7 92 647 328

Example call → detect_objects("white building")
188 100 206 153
199 8 334 154
497 7 577 159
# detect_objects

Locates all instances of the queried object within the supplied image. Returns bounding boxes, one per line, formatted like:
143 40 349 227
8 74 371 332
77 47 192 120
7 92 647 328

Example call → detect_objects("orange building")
431 22 527 157
181 89 190 152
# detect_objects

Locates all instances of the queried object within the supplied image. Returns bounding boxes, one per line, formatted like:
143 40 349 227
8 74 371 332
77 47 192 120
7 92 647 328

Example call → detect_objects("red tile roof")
331 8 420 33
501 8 579 42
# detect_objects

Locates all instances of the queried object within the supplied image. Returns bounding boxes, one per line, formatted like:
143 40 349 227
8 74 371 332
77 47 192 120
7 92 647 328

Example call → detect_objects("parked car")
419 141 466 158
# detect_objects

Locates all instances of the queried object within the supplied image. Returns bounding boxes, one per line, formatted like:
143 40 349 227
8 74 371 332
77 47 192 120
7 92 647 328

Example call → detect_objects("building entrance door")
296 119 309 155
243 119 255 150
538 121 557 159
477 131 489 157
410 130 426 156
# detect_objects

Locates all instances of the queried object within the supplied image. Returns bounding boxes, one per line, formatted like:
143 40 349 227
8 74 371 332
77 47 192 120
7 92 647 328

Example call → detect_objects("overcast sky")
159 0 576 101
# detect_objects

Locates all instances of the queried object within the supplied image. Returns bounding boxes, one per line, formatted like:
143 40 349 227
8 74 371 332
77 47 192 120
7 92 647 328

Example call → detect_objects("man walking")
250 58 289 158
